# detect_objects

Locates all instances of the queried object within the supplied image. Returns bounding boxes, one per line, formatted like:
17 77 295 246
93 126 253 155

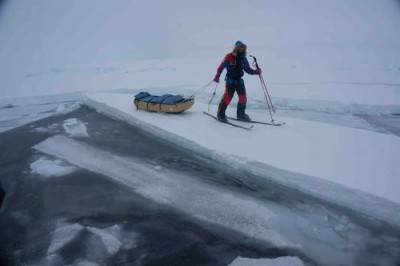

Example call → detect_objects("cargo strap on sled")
134 92 194 114
188 81 219 114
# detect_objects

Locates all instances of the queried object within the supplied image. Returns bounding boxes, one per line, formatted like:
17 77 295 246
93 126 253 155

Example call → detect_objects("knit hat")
233 40 247 55
235 40 246 48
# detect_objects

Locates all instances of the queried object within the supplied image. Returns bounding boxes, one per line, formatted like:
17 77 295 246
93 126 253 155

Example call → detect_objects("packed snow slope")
84 91 400 228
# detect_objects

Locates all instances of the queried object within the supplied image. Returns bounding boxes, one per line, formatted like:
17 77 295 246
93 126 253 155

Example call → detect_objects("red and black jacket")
216 53 257 81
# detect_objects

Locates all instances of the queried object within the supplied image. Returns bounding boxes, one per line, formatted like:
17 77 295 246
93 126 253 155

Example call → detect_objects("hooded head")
232 40 247 56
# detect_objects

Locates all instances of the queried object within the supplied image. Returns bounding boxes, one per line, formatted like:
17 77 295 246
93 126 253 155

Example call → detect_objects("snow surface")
30 157 77 178
75 262 99 266
47 223 84 254
229 256 304 266
0 93 82 133
46 223 126 265
62 118 89 137
86 227 122 255
83 92 400 217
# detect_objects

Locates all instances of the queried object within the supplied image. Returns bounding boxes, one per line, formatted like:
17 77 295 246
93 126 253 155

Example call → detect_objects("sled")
133 92 194 113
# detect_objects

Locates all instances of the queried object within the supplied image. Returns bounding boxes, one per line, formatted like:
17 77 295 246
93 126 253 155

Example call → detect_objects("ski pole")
207 82 219 114
250 55 275 113
250 55 275 123
260 74 275 113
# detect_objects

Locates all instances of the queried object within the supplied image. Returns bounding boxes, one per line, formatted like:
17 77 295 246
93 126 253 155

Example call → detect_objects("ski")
203 112 253 130
227 116 285 126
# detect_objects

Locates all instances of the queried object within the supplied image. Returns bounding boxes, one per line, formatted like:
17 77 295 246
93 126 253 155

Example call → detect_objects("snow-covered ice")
34 134 400 265
34 135 297 251
0 93 81 133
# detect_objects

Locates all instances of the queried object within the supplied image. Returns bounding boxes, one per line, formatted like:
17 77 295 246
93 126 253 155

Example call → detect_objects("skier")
213 40 262 122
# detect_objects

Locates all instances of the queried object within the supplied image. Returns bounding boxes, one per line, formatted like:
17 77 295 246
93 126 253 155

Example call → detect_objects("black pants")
218 82 247 117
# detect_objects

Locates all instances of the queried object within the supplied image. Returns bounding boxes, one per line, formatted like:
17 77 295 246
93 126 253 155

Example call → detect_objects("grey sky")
1 0 399 67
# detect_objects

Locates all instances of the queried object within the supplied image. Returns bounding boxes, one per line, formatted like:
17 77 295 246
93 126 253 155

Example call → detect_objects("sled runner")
134 92 194 113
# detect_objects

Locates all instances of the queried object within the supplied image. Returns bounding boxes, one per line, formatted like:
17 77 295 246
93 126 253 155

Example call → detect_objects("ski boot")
217 101 228 123
217 114 228 123
237 113 251 122
237 102 251 121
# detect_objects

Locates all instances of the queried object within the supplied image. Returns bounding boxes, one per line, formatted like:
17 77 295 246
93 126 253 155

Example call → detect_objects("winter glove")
254 68 262 75
213 75 220 83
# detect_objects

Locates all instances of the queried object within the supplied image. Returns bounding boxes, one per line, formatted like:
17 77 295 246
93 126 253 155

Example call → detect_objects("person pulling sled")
213 40 262 122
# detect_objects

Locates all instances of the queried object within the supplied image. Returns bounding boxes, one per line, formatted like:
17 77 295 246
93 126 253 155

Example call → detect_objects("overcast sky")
1 0 399 67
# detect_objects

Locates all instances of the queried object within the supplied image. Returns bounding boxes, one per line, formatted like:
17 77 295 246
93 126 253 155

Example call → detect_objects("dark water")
0 107 297 266
0 106 400 266
0 182 4 211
